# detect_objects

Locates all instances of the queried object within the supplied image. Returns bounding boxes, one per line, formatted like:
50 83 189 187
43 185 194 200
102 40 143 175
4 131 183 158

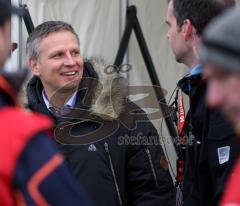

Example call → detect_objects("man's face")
0 19 11 67
166 1 185 63
30 30 83 97
204 64 240 126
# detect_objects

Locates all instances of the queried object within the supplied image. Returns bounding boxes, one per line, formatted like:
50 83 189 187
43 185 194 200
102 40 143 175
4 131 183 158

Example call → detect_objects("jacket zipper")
104 142 123 206
145 148 159 188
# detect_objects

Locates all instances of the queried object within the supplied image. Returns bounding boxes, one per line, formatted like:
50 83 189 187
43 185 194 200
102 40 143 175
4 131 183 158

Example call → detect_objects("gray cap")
199 6 240 74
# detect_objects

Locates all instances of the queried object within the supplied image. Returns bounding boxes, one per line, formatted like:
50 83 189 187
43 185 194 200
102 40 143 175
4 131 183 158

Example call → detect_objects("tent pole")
119 0 129 68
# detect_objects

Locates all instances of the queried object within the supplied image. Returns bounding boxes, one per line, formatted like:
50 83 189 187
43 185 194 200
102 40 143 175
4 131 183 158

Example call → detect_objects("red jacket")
221 158 240 205
0 75 92 206
0 107 53 205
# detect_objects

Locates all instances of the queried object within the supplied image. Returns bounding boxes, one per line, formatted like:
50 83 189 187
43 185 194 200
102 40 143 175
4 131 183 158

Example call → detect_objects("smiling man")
27 22 83 108
26 21 176 206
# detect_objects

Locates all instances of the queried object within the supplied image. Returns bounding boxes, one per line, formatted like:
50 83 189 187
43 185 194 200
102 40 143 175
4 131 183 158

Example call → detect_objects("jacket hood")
27 59 128 120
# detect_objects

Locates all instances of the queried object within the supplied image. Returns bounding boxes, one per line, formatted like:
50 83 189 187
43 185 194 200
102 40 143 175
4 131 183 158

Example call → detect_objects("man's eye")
53 53 63 58
72 51 80 56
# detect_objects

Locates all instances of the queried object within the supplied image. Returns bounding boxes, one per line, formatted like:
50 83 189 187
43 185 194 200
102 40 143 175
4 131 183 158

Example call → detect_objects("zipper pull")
104 142 123 206
145 147 159 188
104 142 109 152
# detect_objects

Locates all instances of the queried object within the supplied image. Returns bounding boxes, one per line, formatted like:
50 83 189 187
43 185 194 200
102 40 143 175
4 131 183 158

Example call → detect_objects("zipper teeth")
145 148 159 188
104 143 123 206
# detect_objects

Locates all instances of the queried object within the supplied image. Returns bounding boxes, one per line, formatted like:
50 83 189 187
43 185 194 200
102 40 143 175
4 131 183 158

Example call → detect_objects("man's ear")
181 19 194 41
28 58 40 76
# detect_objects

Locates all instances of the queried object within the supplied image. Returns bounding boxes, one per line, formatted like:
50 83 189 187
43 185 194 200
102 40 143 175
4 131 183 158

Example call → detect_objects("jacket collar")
26 62 96 120
0 68 28 107
27 60 128 120
0 69 28 107
177 65 203 95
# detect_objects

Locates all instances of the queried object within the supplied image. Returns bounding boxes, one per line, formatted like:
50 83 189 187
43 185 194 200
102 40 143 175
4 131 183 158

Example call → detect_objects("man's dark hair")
171 0 235 35
0 0 14 26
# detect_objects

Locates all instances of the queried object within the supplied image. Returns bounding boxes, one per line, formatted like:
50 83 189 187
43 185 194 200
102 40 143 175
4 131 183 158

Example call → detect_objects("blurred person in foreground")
0 0 92 205
200 6 240 206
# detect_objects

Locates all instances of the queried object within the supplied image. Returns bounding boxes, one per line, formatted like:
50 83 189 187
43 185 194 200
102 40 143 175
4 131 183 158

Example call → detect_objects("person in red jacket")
199 6 240 206
0 1 92 205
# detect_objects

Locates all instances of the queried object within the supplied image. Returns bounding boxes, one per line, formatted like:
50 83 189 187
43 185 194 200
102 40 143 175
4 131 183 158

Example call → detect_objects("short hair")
171 0 235 35
26 21 80 60
0 0 12 26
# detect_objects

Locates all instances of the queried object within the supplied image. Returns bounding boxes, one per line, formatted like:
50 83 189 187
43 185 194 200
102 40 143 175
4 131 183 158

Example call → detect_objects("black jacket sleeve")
126 121 176 206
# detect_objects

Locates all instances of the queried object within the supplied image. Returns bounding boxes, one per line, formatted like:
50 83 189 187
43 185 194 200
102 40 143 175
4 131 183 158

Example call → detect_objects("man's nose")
206 81 225 109
64 51 75 66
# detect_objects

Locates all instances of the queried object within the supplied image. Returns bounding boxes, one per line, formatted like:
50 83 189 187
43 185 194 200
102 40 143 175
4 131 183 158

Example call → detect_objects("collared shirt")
178 64 203 94
190 64 202 76
42 89 77 112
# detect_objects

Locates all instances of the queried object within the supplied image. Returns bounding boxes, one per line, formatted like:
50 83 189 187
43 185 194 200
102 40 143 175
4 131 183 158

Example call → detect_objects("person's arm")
126 121 176 206
13 132 93 206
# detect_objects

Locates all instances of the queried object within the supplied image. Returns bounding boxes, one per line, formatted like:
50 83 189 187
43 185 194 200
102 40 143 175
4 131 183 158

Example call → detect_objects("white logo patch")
88 144 97 152
218 146 230 165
